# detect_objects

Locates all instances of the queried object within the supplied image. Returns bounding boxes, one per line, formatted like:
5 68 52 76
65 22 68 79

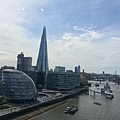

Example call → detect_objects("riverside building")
2 69 37 104
47 72 80 91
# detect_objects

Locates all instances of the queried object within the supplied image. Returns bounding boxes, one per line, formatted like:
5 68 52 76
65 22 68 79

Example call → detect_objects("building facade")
2 69 37 104
47 72 80 91
24 71 45 88
75 65 81 73
37 26 48 75
0 66 15 95
54 66 65 72
17 52 32 71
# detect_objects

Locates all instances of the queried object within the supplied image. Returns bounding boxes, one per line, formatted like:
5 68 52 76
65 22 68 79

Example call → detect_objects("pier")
89 88 101 96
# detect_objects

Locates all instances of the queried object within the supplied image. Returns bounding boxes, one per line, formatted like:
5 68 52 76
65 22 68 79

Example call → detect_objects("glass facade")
47 72 80 91
37 26 48 75
2 69 37 104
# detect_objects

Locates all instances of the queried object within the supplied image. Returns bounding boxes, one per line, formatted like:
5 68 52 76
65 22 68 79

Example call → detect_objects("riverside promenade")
0 88 88 120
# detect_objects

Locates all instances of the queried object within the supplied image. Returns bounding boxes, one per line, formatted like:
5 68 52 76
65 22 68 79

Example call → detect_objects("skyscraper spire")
37 26 48 75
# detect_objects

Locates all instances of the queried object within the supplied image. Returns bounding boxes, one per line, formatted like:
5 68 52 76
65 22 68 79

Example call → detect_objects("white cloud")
22 8 25 11
0 0 40 67
73 25 94 32
16 8 20 11
48 30 120 74
0 0 120 74
41 8 44 12
16 7 24 11
73 26 81 31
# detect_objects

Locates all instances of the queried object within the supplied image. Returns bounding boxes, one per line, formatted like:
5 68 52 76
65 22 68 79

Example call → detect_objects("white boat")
105 91 114 99
102 81 114 99
104 82 112 92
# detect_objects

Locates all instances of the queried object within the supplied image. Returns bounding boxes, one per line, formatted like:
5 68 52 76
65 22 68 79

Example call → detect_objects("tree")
37 84 43 91
0 96 8 105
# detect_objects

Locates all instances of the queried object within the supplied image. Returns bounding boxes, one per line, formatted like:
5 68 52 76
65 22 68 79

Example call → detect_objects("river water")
29 81 120 120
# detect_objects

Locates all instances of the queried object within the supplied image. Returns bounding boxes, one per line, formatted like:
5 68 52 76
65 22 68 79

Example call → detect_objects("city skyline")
0 0 120 74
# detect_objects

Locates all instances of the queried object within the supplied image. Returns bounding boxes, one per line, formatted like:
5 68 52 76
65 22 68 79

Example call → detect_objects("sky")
0 0 120 74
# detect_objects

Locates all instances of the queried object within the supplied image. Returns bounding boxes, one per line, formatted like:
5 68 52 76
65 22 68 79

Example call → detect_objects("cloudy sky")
0 0 120 74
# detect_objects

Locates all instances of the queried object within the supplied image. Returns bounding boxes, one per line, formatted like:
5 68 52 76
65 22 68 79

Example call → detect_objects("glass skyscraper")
37 26 48 75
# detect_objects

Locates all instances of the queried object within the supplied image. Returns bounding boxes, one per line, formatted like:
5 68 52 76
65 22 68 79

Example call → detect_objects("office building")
17 52 32 71
78 65 80 72
2 69 37 104
66 70 73 72
75 66 78 73
24 71 45 88
75 65 81 73
54 66 65 72
47 72 80 91
37 26 48 75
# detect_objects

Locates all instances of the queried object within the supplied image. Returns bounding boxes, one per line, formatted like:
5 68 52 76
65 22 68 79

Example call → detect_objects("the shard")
37 26 48 75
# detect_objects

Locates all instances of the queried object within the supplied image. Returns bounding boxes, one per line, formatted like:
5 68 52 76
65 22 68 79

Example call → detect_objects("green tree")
37 84 43 91
0 96 8 105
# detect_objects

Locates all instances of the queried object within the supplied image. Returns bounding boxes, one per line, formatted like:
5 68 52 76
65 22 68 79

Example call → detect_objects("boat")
94 102 102 105
64 106 72 113
101 81 114 99
105 92 114 99
64 106 78 114
104 82 112 93
69 106 78 114
95 83 99 87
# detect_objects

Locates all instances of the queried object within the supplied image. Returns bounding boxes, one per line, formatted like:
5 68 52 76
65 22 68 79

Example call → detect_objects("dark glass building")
37 26 48 75
24 71 45 88
47 72 80 91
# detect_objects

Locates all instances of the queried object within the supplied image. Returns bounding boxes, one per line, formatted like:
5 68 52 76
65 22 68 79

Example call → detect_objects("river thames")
29 82 120 120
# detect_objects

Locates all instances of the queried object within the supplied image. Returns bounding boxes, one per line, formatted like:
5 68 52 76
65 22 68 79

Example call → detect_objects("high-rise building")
37 26 48 75
17 52 32 71
17 52 24 71
75 65 81 73
75 66 78 73
78 65 81 73
54 66 65 72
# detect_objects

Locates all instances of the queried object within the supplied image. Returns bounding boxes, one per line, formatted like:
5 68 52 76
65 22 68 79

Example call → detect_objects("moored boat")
101 81 114 99
64 106 78 114
64 106 72 113
105 92 114 99
69 106 78 114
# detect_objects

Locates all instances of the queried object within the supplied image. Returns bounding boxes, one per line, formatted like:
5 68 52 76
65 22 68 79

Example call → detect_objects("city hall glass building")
2 69 37 104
